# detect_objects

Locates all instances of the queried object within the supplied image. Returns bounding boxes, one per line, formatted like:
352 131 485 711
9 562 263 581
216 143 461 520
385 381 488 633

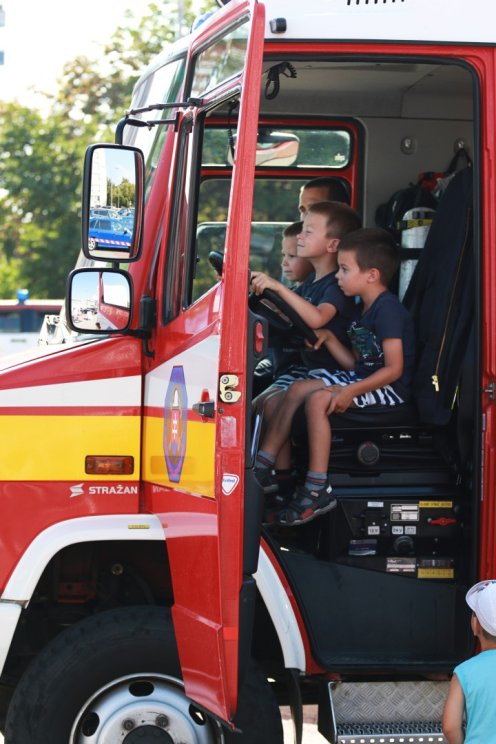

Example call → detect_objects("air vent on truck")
347 0 405 5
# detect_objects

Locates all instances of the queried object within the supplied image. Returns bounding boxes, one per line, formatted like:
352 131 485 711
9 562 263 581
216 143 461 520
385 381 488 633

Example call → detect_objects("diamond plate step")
320 680 449 743
332 681 449 724
338 733 445 743
338 721 446 742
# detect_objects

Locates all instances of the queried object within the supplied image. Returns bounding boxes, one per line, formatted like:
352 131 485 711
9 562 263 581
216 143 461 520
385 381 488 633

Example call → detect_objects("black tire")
5 606 283 744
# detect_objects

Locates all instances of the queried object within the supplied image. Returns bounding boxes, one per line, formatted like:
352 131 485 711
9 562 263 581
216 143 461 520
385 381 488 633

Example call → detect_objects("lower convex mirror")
66 268 132 333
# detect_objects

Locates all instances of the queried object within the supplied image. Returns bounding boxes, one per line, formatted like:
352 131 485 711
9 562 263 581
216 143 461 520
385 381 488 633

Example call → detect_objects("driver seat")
292 166 474 485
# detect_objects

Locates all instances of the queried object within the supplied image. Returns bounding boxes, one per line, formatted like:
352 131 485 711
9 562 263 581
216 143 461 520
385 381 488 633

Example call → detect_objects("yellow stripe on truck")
0 415 141 481
143 415 215 498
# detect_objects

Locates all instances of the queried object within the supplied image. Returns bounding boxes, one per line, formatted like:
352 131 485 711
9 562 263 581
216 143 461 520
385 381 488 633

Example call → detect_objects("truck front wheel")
5 606 283 743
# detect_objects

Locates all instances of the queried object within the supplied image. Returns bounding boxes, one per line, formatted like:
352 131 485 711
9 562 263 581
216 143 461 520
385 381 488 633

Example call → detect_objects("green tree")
0 102 98 296
53 1 215 128
109 179 136 209
0 0 214 297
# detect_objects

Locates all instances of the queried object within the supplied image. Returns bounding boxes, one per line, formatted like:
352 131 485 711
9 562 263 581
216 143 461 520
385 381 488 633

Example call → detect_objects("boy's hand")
326 385 354 414
310 328 335 350
250 271 280 296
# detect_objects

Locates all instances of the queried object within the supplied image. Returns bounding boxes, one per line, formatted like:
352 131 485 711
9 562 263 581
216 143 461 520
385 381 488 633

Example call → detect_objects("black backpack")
375 177 439 242
375 148 472 242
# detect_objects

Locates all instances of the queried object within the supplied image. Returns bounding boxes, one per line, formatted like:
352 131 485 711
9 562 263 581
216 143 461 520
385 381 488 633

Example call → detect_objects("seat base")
291 401 456 484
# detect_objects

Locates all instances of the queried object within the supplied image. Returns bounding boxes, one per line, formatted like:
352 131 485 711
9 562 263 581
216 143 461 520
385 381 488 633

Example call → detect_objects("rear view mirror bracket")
115 98 204 144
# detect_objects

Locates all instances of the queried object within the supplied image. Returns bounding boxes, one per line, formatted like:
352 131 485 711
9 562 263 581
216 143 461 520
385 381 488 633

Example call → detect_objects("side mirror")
66 268 132 333
81 144 144 262
227 129 300 167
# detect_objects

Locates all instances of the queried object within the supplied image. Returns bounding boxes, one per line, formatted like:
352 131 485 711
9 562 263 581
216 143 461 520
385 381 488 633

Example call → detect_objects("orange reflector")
254 321 265 354
85 456 134 475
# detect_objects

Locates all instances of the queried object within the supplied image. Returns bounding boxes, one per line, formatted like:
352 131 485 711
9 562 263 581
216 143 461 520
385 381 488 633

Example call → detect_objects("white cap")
466 580 496 636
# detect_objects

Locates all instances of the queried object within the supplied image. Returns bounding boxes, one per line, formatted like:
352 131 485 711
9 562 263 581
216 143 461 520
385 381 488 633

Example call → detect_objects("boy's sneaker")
262 491 292 525
276 480 336 526
254 466 279 495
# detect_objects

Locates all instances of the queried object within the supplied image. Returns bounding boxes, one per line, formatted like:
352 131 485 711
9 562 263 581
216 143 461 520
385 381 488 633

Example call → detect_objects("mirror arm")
125 328 151 339
139 295 156 330
115 116 154 145
138 294 157 358
115 98 204 144
115 115 181 144
115 295 156 357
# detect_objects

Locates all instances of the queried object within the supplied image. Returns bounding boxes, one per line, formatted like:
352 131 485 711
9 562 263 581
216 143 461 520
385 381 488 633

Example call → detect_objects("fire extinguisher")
398 207 436 300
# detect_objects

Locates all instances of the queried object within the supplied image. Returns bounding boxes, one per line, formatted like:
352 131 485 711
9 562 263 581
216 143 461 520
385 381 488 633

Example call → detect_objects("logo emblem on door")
164 366 188 482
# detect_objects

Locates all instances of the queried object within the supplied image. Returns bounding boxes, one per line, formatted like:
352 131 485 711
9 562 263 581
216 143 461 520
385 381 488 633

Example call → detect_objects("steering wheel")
207 250 317 344
249 289 318 345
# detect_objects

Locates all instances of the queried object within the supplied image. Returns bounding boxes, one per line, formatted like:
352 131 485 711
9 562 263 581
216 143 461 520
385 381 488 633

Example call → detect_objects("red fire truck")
1 1 494 741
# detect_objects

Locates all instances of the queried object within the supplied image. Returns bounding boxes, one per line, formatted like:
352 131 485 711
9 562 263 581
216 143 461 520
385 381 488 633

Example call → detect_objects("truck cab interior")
193 53 479 676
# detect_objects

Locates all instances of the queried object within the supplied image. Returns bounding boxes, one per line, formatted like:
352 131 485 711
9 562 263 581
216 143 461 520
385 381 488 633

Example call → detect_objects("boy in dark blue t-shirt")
251 202 361 392
274 227 415 526
251 202 361 506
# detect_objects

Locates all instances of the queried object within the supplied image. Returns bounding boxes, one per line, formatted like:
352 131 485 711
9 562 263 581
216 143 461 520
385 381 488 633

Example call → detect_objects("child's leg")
256 390 295 504
252 384 283 416
258 388 284 429
306 387 334 473
259 378 326 461
254 379 325 499
253 388 287 473
262 390 293 471
276 387 336 527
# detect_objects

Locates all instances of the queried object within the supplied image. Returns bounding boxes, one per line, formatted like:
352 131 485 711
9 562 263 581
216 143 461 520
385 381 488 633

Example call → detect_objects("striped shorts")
272 366 404 408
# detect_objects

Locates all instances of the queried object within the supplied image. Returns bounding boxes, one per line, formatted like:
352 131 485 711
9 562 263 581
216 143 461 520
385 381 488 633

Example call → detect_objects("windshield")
124 55 187 201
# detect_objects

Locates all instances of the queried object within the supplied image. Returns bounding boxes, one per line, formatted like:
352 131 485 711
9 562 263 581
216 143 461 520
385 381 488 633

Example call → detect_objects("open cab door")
143 0 266 726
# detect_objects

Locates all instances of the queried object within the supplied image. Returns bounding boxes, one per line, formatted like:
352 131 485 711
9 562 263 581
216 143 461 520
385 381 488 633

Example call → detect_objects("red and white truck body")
1 2 496 741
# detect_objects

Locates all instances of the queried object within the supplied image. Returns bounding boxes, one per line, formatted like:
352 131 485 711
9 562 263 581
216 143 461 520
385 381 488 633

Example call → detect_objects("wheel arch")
1 518 306 690
0 515 167 682
2 514 165 603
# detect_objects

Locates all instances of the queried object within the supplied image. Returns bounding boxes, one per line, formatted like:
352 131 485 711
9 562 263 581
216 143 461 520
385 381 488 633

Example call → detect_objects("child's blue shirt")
455 648 496 743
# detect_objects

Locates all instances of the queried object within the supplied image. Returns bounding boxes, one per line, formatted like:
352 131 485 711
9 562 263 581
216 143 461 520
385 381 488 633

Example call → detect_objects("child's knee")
306 387 331 414
286 379 313 404
262 390 282 416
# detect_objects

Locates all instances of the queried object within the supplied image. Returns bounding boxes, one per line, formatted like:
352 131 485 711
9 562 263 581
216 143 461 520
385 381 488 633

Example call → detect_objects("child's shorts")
273 367 404 407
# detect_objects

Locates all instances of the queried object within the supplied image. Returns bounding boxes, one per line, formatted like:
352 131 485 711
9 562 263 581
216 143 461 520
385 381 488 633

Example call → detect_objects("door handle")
192 401 215 418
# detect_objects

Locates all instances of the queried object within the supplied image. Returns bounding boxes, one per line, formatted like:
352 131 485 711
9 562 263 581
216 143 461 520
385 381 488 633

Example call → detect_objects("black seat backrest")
403 166 474 426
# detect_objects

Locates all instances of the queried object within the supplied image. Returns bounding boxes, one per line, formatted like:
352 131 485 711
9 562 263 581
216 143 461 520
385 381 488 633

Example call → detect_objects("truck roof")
138 0 496 92
262 0 496 45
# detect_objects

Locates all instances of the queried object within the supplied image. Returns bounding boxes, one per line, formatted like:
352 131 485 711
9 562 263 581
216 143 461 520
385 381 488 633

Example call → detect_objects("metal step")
337 721 446 743
319 680 449 744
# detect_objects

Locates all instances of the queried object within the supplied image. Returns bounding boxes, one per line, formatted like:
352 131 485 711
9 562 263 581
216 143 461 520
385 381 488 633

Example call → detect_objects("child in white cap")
442 580 496 743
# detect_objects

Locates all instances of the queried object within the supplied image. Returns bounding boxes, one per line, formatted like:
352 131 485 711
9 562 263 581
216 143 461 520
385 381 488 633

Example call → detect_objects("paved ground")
0 708 325 743
282 705 328 742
